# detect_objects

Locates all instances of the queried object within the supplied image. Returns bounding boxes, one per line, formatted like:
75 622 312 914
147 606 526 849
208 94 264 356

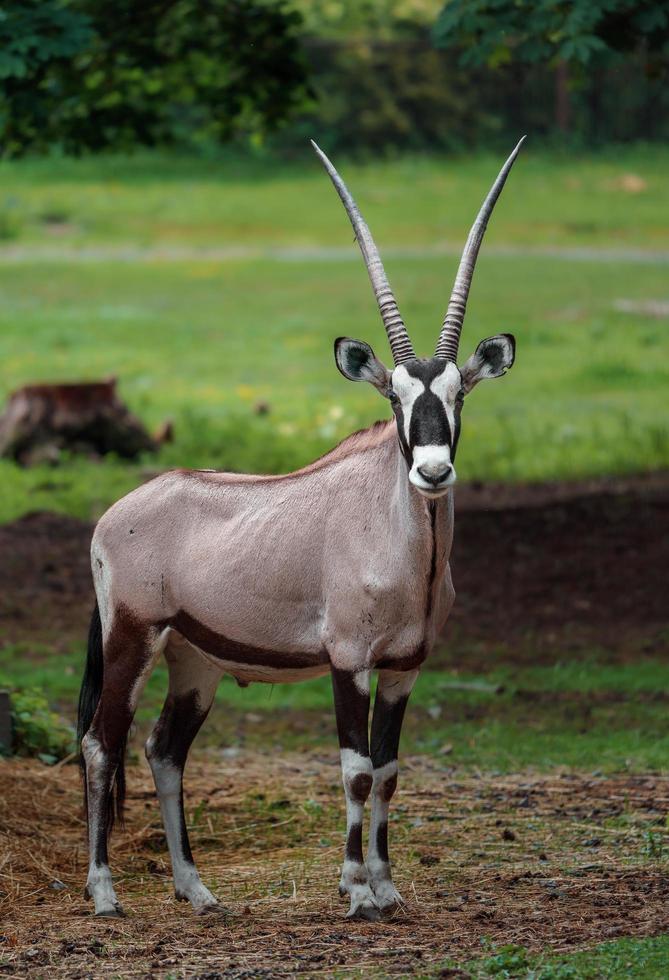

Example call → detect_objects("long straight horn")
435 136 526 362
311 140 415 366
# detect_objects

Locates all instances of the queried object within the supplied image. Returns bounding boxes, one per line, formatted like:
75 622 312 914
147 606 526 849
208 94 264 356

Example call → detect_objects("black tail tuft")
78 601 127 830
77 601 103 751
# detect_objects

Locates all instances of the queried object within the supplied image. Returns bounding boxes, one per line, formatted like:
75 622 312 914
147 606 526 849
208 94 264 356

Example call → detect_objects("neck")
386 436 454 644
389 436 454 551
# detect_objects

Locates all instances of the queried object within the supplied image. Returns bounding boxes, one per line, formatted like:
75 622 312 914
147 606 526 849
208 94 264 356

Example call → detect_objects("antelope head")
313 138 524 499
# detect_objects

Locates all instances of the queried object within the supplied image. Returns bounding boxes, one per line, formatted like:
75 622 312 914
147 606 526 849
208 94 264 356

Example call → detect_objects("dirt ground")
2 753 669 978
1 474 668 977
1 471 667 662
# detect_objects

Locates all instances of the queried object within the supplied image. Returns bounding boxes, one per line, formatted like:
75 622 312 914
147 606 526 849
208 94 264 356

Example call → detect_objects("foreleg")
367 668 418 912
330 665 378 920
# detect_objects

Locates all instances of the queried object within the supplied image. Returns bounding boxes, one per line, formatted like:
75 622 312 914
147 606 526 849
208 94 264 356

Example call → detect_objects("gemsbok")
78 137 525 920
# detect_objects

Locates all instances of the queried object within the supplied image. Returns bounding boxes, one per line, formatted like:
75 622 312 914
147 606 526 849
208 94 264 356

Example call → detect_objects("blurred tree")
0 0 311 155
293 0 443 38
286 0 489 155
433 0 669 133
0 1 93 151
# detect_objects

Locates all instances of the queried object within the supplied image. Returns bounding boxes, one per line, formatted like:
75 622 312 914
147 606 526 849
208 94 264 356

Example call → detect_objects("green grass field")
1 145 668 249
0 146 668 522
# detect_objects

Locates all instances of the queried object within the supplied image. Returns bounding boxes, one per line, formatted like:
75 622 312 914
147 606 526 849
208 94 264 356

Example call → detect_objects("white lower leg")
367 760 403 910
85 860 123 916
82 734 124 917
339 749 377 919
148 754 217 910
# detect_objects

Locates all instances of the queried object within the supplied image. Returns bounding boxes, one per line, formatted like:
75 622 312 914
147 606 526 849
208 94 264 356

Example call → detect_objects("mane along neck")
297 419 396 475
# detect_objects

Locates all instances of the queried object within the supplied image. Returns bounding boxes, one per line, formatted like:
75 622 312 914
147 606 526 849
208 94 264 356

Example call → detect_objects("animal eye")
388 390 399 403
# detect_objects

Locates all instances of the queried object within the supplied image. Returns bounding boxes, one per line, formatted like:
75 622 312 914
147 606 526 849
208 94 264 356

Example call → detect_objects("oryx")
78 137 524 920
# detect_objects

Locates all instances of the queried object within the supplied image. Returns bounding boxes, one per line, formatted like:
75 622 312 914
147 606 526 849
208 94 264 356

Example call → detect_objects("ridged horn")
435 136 526 362
311 140 415 366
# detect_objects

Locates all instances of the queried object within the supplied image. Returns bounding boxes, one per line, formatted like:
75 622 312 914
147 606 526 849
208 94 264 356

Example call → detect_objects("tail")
78 601 126 829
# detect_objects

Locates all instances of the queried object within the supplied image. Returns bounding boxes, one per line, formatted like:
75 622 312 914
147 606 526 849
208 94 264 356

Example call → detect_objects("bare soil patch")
446 471 669 668
0 473 666 663
1 753 669 978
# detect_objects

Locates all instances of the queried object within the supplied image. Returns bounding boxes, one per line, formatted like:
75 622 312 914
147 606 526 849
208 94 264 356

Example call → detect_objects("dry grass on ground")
2 752 669 978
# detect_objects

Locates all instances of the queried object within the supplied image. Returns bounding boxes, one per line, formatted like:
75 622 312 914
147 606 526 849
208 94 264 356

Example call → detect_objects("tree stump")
0 378 170 465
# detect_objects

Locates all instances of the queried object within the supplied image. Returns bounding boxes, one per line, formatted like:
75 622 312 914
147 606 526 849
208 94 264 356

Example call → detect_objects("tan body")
92 421 455 685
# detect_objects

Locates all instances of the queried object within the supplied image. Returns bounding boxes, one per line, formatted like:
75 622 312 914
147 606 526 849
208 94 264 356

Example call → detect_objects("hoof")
175 878 220 912
371 877 405 914
194 902 222 916
379 899 403 918
95 904 125 919
347 901 381 922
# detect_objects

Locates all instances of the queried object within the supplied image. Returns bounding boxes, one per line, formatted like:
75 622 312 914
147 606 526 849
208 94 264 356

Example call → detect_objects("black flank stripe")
168 611 327 670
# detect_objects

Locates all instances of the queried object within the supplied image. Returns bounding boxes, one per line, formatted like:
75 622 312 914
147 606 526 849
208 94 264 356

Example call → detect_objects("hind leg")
145 636 221 912
82 606 161 917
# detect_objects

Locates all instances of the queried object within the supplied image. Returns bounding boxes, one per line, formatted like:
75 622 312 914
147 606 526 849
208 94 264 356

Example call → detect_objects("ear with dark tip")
334 337 392 395
459 333 516 394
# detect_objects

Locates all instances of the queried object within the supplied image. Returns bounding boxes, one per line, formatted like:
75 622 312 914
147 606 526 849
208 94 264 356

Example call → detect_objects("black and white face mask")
335 334 516 499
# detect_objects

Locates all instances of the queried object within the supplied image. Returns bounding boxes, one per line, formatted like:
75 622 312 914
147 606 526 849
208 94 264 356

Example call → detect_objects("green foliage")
0 1 93 80
289 0 669 154
293 0 443 38
430 0 669 146
2 0 668 155
285 0 519 154
286 32 488 154
0 0 310 156
457 936 669 979
434 0 669 69
480 942 530 976
1 683 76 763
644 829 665 860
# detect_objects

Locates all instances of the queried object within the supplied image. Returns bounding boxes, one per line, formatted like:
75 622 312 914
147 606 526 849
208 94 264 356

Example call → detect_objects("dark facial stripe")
451 405 462 459
391 400 412 465
409 389 451 448
404 359 449 384
390 358 465 464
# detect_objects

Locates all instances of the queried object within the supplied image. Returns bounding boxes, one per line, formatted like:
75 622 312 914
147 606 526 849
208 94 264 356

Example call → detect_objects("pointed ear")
334 337 392 395
459 334 515 394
